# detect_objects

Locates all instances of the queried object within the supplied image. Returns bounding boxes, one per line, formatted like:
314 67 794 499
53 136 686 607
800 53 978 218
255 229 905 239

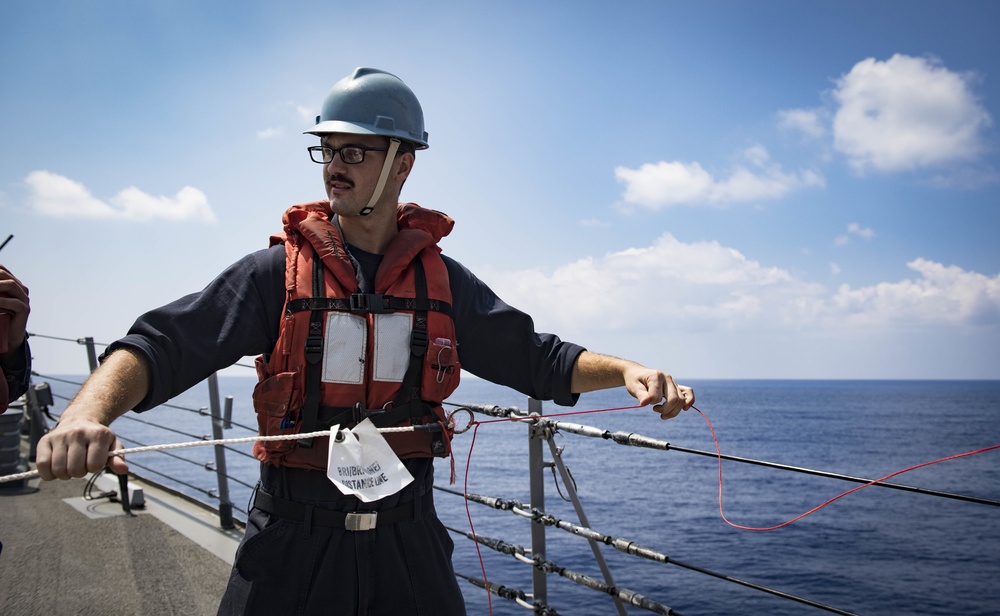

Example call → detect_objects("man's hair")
396 140 416 157
396 140 416 193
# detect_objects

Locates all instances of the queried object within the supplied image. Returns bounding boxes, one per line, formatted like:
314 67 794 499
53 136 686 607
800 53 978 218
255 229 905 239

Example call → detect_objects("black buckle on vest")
350 293 390 313
304 335 324 364
351 402 389 425
409 328 428 357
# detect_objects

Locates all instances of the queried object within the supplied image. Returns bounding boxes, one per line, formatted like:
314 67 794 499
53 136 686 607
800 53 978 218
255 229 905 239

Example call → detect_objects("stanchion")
0 409 37 495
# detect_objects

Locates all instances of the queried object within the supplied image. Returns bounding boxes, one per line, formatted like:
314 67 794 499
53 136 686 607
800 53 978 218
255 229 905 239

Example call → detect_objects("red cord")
693 405 1000 531
464 422 493 614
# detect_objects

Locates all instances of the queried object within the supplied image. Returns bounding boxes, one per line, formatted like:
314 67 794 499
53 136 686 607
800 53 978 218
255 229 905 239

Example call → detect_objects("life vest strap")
285 294 451 316
394 259 428 408
314 400 439 430
299 256 326 448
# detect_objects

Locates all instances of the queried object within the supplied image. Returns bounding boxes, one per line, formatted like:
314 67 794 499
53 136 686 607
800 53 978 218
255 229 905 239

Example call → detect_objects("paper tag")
327 419 414 502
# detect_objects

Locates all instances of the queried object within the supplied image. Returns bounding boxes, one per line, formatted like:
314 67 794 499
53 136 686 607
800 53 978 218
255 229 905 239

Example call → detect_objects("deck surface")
0 440 239 616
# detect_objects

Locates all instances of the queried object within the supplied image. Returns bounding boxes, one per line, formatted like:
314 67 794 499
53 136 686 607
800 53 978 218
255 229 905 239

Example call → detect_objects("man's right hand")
34 347 150 480
35 418 128 480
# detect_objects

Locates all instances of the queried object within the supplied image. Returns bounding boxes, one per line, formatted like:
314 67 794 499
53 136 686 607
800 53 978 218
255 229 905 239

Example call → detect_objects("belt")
253 489 430 531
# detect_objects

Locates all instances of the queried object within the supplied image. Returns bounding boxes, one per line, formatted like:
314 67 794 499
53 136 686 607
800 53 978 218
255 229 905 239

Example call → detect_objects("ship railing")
435 401 909 616
16 331 998 615
22 332 263 528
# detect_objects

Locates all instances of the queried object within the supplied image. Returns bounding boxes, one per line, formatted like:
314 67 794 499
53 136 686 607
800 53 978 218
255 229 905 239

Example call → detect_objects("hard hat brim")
304 120 429 149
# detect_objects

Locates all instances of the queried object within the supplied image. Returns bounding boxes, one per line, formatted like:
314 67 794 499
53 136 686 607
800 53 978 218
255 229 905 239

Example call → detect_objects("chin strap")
358 138 401 216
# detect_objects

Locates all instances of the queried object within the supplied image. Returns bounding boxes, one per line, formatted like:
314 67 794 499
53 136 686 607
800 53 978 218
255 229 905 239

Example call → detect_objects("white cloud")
257 126 286 139
24 170 217 223
827 259 1000 326
615 146 824 208
847 222 875 240
778 108 828 139
484 235 999 338
290 102 315 124
832 54 993 173
836 222 875 246
256 102 316 140
485 233 813 332
579 217 611 228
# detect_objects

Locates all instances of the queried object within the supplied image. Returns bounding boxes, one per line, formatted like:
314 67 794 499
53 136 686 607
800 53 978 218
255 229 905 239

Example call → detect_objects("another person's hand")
0 265 30 356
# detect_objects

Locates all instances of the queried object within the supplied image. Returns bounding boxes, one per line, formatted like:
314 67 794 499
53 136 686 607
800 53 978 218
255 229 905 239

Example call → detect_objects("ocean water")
39 376 1000 616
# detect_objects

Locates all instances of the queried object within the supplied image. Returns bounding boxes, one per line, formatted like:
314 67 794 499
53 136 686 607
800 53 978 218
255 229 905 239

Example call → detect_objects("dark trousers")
218 465 467 616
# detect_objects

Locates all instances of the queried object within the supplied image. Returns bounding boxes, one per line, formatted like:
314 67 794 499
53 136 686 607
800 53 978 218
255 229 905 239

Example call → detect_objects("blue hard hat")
305 67 429 149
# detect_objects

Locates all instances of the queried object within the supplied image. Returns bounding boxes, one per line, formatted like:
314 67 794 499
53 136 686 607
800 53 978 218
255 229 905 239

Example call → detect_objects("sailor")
35 67 695 615
0 264 31 413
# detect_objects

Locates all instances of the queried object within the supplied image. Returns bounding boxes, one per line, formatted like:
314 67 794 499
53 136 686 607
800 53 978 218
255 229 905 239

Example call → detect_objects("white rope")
0 426 419 484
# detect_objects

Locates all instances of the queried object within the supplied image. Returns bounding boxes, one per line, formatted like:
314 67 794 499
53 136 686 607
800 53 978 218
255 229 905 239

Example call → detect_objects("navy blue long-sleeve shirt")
109 244 584 413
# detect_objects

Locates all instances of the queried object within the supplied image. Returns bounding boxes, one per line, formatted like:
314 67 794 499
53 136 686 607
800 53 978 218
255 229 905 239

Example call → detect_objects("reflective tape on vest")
321 312 413 385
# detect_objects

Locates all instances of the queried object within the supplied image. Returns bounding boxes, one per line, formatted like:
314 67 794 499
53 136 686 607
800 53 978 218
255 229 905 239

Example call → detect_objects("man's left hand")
623 365 695 420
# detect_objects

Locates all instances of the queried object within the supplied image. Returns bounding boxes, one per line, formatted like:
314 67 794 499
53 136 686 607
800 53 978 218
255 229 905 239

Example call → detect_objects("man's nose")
326 152 348 171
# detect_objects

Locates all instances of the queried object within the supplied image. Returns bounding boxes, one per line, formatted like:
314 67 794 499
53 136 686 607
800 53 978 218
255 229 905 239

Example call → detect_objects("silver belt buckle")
345 511 378 531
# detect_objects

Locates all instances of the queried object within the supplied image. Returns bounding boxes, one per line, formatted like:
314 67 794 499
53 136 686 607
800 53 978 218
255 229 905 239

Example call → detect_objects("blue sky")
2 1 999 379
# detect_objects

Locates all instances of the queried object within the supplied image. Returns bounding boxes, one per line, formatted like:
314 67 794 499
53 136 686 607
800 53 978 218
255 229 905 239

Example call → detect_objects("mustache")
327 173 354 187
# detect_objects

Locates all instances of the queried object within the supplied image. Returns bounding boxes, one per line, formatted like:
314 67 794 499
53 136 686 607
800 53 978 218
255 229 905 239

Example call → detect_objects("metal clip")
345 511 378 531
448 407 475 434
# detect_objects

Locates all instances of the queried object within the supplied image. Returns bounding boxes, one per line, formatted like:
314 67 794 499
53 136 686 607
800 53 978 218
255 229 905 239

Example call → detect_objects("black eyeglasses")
307 145 389 165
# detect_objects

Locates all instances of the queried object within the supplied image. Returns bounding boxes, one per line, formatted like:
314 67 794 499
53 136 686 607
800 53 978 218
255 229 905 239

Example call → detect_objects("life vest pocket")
423 336 461 402
253 371 303 454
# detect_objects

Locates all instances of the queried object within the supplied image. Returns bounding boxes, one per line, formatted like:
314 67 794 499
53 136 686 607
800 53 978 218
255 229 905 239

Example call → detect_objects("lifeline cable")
6 401 997 518
454 571 560 615
443 497 858 615
5 400 995 613
501 404 1000 524
0 426 420 484
455 400 1000 614
448 525 682 615
549 419 1000 507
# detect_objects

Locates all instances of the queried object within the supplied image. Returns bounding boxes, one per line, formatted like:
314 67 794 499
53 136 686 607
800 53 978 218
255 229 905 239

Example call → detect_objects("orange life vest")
251 201 461 471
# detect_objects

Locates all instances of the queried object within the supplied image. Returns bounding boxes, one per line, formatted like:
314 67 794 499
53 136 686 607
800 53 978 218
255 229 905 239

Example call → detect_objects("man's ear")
395 151 414 182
